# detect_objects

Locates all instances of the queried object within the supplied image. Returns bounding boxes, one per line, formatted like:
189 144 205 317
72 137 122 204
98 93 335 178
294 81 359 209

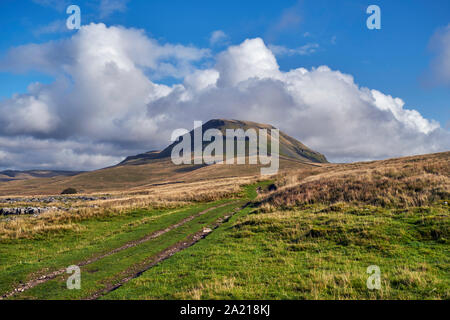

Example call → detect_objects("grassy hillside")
106 203 449 300
265 151 450 208
122 119 328 165
104 152 449 300
0 157 322 196
0 170 83 182
0 180 263 300
0 152 448 300
0 119 329 196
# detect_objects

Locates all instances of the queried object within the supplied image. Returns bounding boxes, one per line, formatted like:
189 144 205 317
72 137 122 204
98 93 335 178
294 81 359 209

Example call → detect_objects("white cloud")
33 19 71 36
370 90 439 134
267 2 302 41
426 24 450 87
0 150 8 162
32 0 70 11
0 136 122 171
0 94 60 135
99 0 130 18
216 38 280 87
0 23 209 169
32 0 129 18
331 36 337 45
210 30 229 46
184 69 220 91
0 25 448 170
269 43 319 56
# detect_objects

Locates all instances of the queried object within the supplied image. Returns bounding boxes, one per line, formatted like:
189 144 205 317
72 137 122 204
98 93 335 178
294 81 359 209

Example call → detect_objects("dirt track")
0 201 236 300
86 203 247 300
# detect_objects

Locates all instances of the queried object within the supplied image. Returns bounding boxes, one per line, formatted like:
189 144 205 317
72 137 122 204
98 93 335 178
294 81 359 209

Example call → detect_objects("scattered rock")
0 207 58 216
0 195 107 204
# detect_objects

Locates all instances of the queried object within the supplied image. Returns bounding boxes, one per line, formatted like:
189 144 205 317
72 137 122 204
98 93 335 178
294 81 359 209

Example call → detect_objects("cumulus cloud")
0 23 209 170
0 136 123 171
0 24 448 170
148 60 448 162
216 38 279 87
425 24 450 87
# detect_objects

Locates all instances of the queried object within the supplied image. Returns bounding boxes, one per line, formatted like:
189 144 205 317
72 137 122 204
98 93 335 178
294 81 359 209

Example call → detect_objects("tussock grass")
265 152 449 208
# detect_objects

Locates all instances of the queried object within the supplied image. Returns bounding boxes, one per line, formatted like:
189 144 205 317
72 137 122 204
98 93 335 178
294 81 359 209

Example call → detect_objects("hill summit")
121 119 328 165
0 119 328 195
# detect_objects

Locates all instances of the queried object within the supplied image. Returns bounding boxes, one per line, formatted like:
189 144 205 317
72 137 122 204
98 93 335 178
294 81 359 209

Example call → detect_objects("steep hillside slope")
0 119 327 196
121 119 328 165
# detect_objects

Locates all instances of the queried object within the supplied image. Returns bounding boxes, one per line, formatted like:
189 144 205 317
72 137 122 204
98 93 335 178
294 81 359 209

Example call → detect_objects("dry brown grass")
175 277 236 300
0 155 312 196
0 176 256 239
1 152 448 238
0 210 86 239
265 152 450 208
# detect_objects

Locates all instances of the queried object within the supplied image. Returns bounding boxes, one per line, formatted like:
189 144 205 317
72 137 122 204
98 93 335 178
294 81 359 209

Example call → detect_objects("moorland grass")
105 202 449 300
2 154 449 300
0 200 232 296
13 201 243 299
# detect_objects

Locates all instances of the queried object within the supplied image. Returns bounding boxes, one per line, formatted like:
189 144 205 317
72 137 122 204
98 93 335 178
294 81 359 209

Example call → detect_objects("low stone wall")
0 196 107 204
0 207 57 216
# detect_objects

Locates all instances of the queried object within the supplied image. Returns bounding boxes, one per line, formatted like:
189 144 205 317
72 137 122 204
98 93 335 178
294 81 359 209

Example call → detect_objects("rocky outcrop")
0 196 107 204
0 207 57 216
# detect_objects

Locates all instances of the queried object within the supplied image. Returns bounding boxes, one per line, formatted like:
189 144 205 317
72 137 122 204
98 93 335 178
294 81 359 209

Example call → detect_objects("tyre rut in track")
1 201 236 300
86 203 249 300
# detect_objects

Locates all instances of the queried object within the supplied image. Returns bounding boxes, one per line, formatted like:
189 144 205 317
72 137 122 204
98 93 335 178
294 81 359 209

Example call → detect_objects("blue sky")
0 0 448 125
0 0 448 170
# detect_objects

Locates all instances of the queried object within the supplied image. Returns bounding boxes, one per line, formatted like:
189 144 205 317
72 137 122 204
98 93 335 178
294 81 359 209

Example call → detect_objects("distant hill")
0 119 328 195
121 119 328 165
0 170 83 182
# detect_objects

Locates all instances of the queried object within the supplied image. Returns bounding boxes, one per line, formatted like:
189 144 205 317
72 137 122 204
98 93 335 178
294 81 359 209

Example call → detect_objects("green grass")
14 201 242 299
3 181 448 300
0 199 232 296
104 202 449 300
241 180 274 200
